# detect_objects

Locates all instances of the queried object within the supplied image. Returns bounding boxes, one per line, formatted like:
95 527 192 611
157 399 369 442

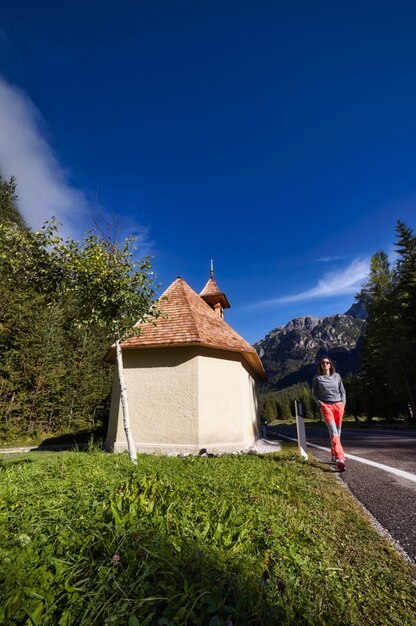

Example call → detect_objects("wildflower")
111 553 121 565
17 534 31 546
265 527 273 535
277 580 286 593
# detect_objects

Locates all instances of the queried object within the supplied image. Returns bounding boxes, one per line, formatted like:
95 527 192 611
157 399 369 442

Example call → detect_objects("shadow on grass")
4 496 290 626
84 536 285 626
0 457 34 468
32 428 105 452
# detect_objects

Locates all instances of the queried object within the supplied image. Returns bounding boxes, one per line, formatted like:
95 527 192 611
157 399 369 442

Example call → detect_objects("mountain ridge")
254 304 366 390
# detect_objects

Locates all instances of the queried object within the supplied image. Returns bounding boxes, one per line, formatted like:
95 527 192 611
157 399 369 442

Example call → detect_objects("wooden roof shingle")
106 277 266 380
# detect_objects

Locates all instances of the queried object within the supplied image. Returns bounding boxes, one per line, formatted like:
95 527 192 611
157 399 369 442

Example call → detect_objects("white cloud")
0 75 89 233
247 257 370 309
316 255 344 263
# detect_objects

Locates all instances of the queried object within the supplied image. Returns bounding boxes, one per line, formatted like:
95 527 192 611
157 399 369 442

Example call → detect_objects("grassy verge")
0 428 104 449
0 449 415 625
2 415 414 449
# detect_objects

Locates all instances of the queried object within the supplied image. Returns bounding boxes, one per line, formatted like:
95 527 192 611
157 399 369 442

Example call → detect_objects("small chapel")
105 269 266 454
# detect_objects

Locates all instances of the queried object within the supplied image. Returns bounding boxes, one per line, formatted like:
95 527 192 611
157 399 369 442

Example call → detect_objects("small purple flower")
277 580 286 593
111 553 121 565
226 620 233 626
265 527 273 535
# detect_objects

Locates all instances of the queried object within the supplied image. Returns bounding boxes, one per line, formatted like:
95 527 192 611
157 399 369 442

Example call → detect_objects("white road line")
274 434 416 484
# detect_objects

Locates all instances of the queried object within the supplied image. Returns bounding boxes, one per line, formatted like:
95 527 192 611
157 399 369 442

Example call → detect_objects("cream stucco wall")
197 349 259 448
106 346 259 454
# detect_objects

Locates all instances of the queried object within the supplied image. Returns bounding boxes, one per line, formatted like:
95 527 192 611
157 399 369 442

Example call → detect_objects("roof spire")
199 264 230 318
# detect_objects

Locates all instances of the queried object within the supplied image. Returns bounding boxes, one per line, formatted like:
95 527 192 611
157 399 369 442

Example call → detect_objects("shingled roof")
106 277 266 380
199 276 231 310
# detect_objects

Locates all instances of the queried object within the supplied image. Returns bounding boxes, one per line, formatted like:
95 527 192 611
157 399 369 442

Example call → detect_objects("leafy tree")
0 231 112 441
0 219 158 461
59 229 158 463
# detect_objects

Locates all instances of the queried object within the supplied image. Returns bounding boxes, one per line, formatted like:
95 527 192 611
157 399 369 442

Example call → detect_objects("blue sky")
1 1 416 343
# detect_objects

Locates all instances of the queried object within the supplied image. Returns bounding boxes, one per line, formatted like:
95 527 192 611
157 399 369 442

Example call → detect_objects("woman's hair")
317 356 335 375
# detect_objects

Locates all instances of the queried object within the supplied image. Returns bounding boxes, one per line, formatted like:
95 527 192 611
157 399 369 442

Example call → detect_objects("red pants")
320 402 345 460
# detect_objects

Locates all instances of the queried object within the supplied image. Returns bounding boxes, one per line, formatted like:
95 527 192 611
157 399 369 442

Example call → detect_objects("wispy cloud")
316 255 344 263
0 75 89 233
0 75 154 251
246 257 370 310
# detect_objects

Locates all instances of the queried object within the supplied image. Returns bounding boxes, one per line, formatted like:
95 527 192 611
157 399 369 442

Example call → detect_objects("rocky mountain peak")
345 301 368 320
254 307 365 390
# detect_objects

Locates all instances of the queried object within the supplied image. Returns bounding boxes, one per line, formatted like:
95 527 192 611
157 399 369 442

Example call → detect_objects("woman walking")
312 357 347 471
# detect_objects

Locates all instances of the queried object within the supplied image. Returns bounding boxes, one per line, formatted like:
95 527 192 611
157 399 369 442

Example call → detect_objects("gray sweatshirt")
312 373 346 405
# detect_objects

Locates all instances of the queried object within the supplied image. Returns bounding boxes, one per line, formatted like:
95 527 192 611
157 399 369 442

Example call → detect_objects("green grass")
0 449 415 625
0 429 103 449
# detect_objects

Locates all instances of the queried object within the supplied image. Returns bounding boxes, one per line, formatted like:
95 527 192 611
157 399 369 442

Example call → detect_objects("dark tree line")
260 383 320 422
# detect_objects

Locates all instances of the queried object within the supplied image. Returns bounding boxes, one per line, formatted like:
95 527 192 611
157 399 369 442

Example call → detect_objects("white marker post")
295 400 308 459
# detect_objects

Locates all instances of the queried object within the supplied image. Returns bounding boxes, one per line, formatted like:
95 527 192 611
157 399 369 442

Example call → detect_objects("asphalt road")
267 424 416 563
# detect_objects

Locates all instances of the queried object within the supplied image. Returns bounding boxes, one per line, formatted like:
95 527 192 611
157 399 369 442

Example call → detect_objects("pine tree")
278 394 292 419
300 388 314 419
360 223 416 419
263 395 277 422
0 175 26 228
343 374 364 421
361 251 400 418
393 221 416 414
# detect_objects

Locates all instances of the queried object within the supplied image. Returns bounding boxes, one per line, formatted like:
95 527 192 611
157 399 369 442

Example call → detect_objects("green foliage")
0 450 414 625
0 258 112 439
275 395 292 420
263 396 277 422
57 229 158 339
0 175 27 228
343 375 365 421
360 221 416 419
299 388 314 419
260 384 320 422
0 179 157 441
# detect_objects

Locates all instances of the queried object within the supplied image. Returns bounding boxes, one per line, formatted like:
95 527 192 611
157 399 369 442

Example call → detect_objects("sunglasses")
321 360 330 364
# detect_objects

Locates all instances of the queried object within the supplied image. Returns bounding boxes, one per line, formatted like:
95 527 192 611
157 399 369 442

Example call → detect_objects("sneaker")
336 458 346 472
331 454 337 463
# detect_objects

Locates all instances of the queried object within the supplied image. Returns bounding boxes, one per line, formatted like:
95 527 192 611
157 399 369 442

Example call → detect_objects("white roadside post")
295 400 308 459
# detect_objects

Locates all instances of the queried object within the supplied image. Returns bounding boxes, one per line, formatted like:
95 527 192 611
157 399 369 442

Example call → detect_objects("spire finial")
210 259 214 279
